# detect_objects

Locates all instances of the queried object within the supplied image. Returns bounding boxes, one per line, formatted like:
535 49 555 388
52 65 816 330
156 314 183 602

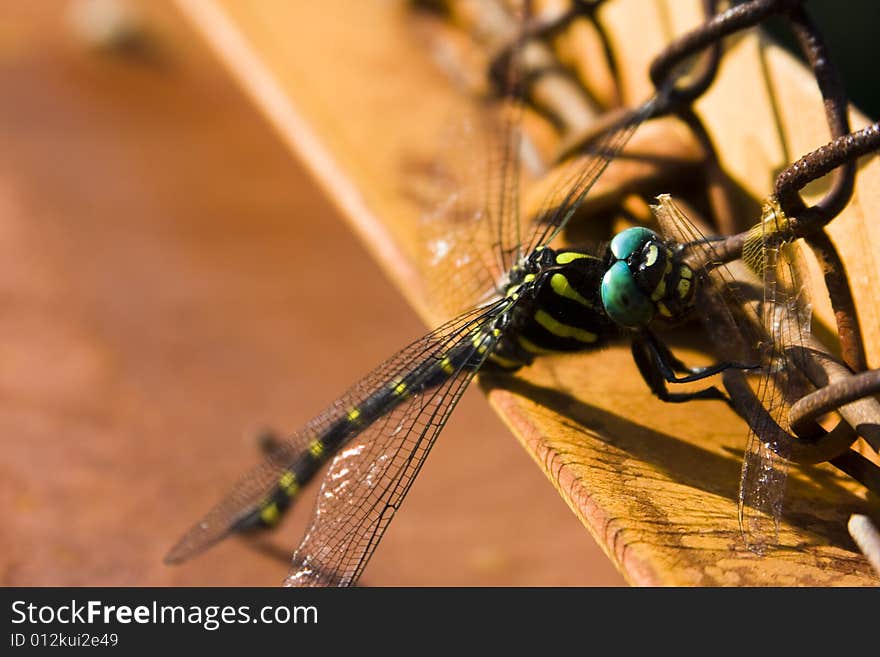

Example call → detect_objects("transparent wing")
397 1 535 322
737 198 811 552
283 348 485 587
408 99 525 321
165 302 504 565
524 96 659 254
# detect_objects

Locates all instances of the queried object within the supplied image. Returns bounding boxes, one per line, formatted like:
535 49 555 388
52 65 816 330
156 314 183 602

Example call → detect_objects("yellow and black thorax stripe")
488 247 618 369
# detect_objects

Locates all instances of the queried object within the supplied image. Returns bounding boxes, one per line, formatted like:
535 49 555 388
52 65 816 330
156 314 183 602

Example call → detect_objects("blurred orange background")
0 0 625 586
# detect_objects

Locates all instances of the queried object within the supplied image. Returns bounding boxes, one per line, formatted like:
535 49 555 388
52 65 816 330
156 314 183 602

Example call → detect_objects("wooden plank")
173 0 880 585
0 0 622 586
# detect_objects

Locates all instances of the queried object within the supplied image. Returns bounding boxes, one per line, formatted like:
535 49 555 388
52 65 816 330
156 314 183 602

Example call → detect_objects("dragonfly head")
601 226 696 329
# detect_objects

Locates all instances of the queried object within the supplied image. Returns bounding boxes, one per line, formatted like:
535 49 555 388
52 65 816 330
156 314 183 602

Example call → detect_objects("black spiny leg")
631 331 731 404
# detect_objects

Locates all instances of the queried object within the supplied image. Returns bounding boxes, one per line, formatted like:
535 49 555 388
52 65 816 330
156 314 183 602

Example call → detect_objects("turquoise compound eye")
609 226 658 260
601 260 654 329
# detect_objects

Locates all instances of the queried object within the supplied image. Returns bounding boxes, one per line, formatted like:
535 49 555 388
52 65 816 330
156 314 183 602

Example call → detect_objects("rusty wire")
414 0 880 500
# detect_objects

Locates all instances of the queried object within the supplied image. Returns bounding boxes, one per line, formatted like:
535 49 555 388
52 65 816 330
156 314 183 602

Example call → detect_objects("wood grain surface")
0 0 624 585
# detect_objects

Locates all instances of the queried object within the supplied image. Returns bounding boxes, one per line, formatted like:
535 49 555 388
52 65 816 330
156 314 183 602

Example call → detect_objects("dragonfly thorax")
487 245 618 370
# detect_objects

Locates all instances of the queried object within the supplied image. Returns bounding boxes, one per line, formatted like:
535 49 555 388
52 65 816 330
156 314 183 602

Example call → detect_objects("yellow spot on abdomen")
471 331 495 354
260 502 281 525
279 470 299 496
309 440 325 458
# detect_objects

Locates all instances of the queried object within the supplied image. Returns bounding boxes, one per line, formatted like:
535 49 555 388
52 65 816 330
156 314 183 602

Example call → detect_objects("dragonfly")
164 11 765 585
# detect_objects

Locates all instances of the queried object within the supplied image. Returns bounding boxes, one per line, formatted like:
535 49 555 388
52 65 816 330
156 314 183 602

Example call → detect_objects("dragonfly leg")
642 330 757 382
631 333 730 404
